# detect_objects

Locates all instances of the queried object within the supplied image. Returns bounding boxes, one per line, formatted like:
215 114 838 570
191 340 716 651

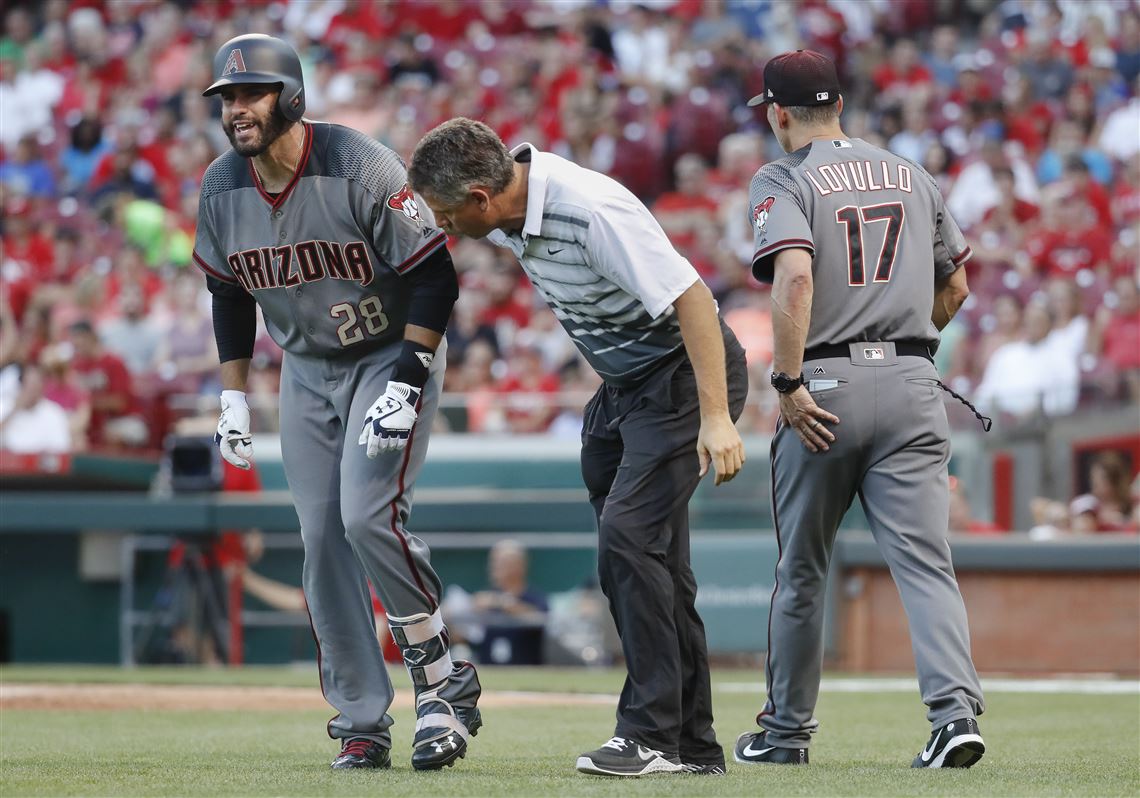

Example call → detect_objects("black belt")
803 340 933 363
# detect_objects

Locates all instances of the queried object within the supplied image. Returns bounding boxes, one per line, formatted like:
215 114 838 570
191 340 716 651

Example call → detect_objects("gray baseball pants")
278 338 478 748
760 344 984 747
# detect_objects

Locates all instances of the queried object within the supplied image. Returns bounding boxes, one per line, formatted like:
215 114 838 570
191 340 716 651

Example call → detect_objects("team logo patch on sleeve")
387 184 423 222
753 196 775 235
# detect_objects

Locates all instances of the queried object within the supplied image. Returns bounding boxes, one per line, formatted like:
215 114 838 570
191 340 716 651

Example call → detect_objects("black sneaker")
912 717 985 769
576 736 685 777
733 731 808 765
331 738 391 770
681 761 727 775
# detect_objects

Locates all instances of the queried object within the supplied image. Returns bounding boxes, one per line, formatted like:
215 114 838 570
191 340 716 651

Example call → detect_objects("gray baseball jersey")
747 136 984 749
194 121 478 749
194 121 447 356
749 137 972 349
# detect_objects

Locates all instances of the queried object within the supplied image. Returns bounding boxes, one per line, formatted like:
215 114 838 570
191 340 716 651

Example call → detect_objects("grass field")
2 665 1137 797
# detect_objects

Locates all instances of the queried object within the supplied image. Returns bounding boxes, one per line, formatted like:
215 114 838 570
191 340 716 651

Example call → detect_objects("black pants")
580 322 749 763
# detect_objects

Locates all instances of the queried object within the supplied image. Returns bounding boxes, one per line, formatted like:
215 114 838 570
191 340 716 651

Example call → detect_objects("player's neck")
252 122 306 193
787 125 847 153
498 160 531 233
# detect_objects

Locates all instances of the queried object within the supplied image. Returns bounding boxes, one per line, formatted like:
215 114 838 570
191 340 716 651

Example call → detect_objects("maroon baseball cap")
747 49 841 107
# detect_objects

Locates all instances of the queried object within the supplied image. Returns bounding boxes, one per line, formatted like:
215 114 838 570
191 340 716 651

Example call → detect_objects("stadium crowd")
0 0 1137 465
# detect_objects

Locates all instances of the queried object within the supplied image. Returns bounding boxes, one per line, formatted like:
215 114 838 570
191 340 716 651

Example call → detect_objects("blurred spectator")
1097 76 1140 162
153 272 219 395
444 539 549 666
1086 275 1140 400
1044 278 1089 364
1084 451 1136 530
0 134 56 197
652 153 719 258
68 320 147 449
496 342 561 434
947 138 1038 230
975 301 1079 418
972 293 1025 379
59 116 112 194
948 476 1003 535
1025 189 1111 279
99 284 161 376
0 362 71 454
1038 121 1113 186
888 101 937 165
38 342 90 451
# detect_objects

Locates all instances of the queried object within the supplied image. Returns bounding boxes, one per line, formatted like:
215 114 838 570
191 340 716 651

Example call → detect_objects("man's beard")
225 105 292 158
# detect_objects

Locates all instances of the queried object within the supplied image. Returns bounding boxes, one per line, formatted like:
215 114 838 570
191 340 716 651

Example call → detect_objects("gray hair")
408 118 515 206
785 101 841 127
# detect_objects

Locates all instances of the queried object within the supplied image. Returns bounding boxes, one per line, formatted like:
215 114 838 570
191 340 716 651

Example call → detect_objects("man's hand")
697 412 746 485
779 385 839 453
358 381 420 458
215 389 253 469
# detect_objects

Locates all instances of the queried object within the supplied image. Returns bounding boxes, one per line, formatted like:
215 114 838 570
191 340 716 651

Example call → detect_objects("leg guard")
388 609 453 689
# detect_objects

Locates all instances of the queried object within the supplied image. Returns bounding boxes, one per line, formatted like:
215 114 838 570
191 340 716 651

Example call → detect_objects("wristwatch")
770 371 805 394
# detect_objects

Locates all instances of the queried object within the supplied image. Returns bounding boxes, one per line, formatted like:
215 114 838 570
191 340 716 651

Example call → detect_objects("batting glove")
215 389 253 470
359 381 420 458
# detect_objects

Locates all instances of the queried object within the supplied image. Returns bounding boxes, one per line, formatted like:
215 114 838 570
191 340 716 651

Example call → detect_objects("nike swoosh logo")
921 728 944 762
742 743 776 757
546 247 564 255
636 747 658 761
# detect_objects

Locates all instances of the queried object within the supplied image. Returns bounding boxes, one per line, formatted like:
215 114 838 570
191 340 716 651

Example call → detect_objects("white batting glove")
215 389 253 470
358 381 421 458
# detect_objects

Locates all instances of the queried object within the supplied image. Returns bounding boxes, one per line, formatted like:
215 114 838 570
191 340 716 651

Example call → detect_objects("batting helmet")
203 34 305 123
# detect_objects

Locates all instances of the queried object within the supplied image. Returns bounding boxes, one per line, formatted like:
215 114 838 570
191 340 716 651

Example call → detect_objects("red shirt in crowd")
1026 225 1113 277
1111 181 1140 227
70 351 137 447
1101 310 1140 370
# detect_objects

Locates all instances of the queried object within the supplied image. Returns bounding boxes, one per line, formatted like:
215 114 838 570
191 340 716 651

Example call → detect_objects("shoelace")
602 737 630 752
936 380 993 432
341 739 374 758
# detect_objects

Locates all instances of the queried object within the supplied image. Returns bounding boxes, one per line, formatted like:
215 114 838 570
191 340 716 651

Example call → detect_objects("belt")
803 340 933 363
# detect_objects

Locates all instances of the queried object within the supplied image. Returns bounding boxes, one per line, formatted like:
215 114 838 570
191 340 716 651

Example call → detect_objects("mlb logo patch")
816 91 829 101
863 347 885 360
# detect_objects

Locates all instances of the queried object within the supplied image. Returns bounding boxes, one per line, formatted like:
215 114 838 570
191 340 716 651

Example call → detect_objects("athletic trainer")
408 118 748 778
194 34 481 771
733 50 987 769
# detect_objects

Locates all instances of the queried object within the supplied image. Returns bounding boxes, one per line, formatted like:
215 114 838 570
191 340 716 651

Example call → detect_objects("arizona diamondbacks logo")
753 196 775 235
222 49 247 76
387 184 423 223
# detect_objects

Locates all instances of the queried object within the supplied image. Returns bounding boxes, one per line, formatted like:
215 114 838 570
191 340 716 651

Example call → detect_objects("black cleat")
576 736 685 777
912 717 985 769
733 731 808 765
411 700 482 771
331 738 391 770
680 761 727 775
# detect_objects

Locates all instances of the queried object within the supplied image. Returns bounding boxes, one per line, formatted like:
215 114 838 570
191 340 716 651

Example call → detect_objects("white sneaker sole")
925 734 986 768
575 755 684 777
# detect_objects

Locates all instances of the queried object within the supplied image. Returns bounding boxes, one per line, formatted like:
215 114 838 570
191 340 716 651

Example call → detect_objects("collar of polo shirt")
507 142 549 238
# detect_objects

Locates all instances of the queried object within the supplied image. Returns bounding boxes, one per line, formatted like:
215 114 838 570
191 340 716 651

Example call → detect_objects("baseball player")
406 118 749 778
733 50 987 769
193 34 481 771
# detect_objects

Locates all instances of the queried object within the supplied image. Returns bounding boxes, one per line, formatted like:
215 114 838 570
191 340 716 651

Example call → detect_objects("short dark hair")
407 118 515 206
784 101 841 126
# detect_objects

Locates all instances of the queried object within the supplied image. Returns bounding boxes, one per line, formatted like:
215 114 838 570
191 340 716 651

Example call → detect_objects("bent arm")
932 265 969 331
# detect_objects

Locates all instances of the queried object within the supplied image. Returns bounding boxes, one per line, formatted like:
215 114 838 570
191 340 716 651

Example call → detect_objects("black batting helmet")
203 34 305 122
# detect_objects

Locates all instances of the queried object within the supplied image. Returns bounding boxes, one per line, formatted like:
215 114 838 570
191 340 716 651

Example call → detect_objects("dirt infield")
0 683 616 712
